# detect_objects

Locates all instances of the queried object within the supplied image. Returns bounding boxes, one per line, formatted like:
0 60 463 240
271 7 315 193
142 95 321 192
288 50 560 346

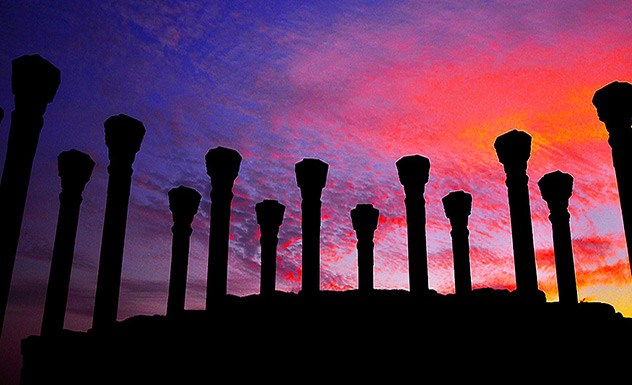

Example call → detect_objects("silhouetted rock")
255 199 285 296
442 190 472 296
351 203 380 293
396 154 430 294
19 289 632 385
41 150 95 336
0 54 60 337
167 186 201 316
494 129 540 299
593 80 632 273
205 146 242 305
538 170 578 305
92 114 145 333
295 158 329 295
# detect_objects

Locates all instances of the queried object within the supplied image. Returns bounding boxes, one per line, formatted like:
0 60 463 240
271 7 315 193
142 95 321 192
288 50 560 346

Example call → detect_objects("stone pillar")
0 54 60 336
167 186 201 316
350 204 380 293
295 158 329 295
494 129 539 296
538 171 578 305
205 146 242 306
396 155 431 294
592 81 632 274
41 150 95 336
256 199 285 296
92 114 145 332
442 190 473 296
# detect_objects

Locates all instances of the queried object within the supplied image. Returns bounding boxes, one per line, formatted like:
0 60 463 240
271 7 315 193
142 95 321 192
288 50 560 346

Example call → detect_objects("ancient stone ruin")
1 54 632 383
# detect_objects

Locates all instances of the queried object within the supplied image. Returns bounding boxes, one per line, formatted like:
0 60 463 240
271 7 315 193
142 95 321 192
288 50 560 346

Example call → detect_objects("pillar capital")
396 155 430 192
168 186 202 225
592 81 632 132
442 190 472 223
494 129 532 170
538 170 573 211
295 158 328 198
205 146 242 189
12 54 61 107
104 114 146 166
256 200 285 231
58 149 95 192
351 204 380 235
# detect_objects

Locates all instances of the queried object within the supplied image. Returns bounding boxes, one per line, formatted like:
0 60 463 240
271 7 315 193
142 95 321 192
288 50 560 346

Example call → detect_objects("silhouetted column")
92 114 145 332
295 158 329 295
205 147 242 305
351 204 380 293
396 155 430 294
494 129 539 296
167 186 201 317
592 81 632 274
0 54 60 336
538 171 578 305
41 150 95 336
442 191 472 296
256 200 285 296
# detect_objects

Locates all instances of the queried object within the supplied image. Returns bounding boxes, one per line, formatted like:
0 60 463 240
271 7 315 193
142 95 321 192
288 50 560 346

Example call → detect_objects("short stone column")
396 155 431 294
92 114 145 332
494 129 539 297
41 150 95 336
255 200 285 296
167 186 201 316
538 171 578 305
0 54 60 336
442 190 473 297
350 204 380 293
295 158 329 295
205 146 242 306
592 81 632 274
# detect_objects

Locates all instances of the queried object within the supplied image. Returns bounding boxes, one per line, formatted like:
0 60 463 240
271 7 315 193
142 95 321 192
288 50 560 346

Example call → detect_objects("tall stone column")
167 186 201 316
538 171 578 305
41 150 95 336
92 114 145 332
396 155 431 294
295 158 329 295
350 204 380 293
205 146 242 306
0 54 60 336
255 199 285 296
442 190 473 297
592 81 632 274
494 129 539 297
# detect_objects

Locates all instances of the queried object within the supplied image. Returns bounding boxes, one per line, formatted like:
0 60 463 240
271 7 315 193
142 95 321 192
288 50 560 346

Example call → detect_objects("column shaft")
168 226 192 316
41 191 82 335
356 237 374 293
451 226 471 295
404 191 428 293
301 198 321 295
612 146 632 270
207 188 233 303
92 166 133 331
505 171 539 293
549 211 577 304
260 235 279 295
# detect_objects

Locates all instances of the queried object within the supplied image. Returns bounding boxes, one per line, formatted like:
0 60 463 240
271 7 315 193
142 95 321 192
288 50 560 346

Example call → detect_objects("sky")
1 0 632 382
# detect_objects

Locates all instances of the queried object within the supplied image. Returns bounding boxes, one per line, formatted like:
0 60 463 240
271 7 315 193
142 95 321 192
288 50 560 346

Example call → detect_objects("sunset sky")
1 1 632 382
